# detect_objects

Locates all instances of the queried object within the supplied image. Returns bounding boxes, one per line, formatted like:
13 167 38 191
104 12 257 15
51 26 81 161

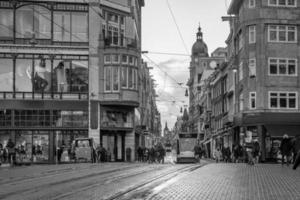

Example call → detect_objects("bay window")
104 66 120 92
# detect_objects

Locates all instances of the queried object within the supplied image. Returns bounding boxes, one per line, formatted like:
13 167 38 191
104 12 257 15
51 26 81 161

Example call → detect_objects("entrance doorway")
101 132 125 162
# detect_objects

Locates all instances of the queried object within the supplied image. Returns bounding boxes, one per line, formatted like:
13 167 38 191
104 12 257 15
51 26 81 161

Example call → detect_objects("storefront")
100 131 125 162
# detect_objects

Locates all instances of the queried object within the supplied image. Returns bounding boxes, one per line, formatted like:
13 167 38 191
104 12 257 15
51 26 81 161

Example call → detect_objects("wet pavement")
0 161 299 200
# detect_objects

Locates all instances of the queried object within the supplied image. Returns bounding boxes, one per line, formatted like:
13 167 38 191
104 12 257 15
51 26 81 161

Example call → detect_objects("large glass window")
53 60 88 93
53 110 88 127
0 9 13 37
32 131 49 162
15 131 32 163
105 67 111 92
16 5 51 39
16 59 33 92
54 11 88 42
268 0 296 6
0 59 13 91
121 67 127 88
33 58 52 93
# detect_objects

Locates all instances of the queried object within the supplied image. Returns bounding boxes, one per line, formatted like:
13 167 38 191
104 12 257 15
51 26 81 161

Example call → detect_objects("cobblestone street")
148 163 300 200
1 161 299 200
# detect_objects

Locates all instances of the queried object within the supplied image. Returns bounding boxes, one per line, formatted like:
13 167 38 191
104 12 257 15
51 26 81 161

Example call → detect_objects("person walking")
280 134 292 166
194 143 202 163
223 146 231 163
214 148 221 163
252 139 260 164
6 139 16 166
292 135 300 170
245 141 254 165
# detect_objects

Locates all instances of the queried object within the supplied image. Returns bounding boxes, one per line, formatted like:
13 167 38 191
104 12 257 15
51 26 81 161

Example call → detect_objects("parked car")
74 138 95 163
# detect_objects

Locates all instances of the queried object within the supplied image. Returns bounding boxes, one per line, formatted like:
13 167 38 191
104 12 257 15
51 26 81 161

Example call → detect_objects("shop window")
16 5 51 39
15 131 32 163
0 131 11 164
0 59 13 91
0 9 13 37
15 59 34 92
32 132 49 162
52 60 88 93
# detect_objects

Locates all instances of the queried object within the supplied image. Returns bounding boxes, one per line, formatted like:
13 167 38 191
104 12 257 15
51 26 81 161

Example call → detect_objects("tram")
176 132 198 163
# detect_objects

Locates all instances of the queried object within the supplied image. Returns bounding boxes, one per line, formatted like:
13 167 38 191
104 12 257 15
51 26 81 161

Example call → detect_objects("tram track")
0 164 155 200
52 164 205 200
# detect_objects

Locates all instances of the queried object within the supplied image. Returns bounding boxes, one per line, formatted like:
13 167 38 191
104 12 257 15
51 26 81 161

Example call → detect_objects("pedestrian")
280 134 293 166
214 148 221 163
252 139 260 164
223 146 231 163
233 144 239 163
96 145 101 163
194 143 202 163
292 135 300 170
245 141 254 165
6 139 16 166
137 146 143 162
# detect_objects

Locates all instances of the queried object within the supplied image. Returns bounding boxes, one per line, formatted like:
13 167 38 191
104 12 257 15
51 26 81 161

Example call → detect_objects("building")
187 26 226 149
136 60 161 149
0 0 145 164
227 0 300 162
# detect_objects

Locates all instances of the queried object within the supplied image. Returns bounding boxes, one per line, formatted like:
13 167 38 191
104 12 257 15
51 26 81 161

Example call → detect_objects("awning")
265 125 300 137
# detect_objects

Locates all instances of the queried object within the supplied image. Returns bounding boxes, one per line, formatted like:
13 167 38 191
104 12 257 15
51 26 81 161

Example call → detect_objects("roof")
227 0 244 15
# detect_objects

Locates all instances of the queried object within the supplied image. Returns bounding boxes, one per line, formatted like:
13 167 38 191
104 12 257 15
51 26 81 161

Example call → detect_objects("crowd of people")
136 143 166 164
212 134 300 170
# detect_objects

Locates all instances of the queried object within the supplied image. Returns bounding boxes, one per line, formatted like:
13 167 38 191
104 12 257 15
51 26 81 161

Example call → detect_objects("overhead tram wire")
166 0 189 55
143 54 188 89
146 51 190 57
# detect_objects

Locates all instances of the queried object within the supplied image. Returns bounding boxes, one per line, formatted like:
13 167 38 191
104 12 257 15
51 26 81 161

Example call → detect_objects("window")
112 54 119 64
249 58 256 77
238 33 244 50
54 11 88 42
249 92 256 109
104 55 111 64
0 9 13 37
269 92 297 109
0 59 13 91
268 0 296 6
122 55 128 64
104 66 120 92
268 25 297 42
239 62 243 81
129 56 134 65
121 67 127 88
16 5 51 39
239 93 244 111
249 0 255 8
268 58 297 76
249 25 256 44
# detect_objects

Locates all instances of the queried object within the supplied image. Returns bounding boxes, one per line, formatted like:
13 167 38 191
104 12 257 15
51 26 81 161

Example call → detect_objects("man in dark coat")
280 134 293 166
292 135 300 170
6 139 16 166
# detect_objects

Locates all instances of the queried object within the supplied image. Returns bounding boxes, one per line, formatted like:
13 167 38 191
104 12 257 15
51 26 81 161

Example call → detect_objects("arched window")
16 5 51 39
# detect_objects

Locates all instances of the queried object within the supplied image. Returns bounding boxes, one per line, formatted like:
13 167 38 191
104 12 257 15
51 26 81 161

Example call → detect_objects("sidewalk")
150 163 300 200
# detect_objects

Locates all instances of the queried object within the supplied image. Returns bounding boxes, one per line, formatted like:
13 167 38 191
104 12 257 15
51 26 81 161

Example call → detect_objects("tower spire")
197 23 203 41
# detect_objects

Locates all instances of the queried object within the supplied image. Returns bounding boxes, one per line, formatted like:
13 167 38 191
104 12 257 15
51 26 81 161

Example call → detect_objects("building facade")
0 0 145 164
227 0 300 162
187 26 226 153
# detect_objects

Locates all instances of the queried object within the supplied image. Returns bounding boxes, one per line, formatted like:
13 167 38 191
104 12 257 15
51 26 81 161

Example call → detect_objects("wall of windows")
0 3 88 45
268 0 296 7
269 91 297 109
104 54 138 92
0 54 88 94
268 58 297 76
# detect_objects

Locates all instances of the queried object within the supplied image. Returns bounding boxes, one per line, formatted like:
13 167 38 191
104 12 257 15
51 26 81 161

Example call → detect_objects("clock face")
209 61 217 69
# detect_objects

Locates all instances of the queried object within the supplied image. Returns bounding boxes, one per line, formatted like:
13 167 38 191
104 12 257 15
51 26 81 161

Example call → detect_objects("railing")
0 92 88 100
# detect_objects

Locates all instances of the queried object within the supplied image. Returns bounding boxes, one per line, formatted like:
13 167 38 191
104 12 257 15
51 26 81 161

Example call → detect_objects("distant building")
187 26 226 147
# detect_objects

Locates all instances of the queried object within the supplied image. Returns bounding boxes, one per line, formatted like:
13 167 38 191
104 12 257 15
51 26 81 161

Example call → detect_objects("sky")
141 0 231 131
